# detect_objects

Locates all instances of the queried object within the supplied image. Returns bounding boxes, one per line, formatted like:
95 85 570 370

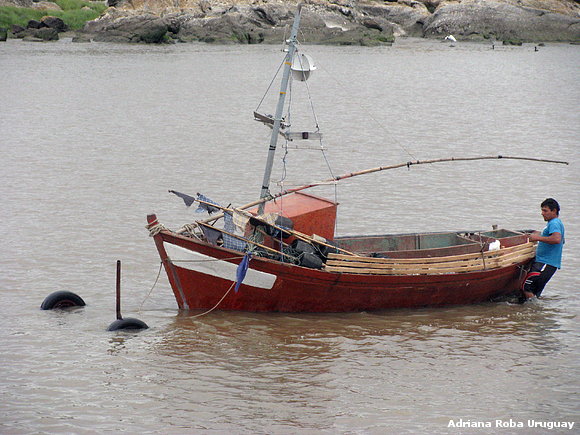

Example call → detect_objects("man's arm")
530 231 562 244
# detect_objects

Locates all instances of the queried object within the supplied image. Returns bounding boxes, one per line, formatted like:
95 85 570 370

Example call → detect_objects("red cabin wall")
251 192 338 241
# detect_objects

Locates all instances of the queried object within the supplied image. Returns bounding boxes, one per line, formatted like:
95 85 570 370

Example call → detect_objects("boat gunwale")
156 229 533 281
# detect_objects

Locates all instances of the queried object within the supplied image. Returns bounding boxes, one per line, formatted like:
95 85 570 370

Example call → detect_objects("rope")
147 222 169 237
256 58 286 113
138 261 163 313
171 256 245 263
190 282 236 319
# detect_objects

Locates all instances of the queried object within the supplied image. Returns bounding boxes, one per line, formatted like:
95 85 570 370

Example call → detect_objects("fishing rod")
193 155 568 226
231 154 569 212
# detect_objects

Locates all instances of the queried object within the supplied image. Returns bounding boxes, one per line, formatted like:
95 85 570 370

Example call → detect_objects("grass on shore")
0 0 107 31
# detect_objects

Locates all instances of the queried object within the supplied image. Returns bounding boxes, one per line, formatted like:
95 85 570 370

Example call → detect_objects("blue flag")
234 253 252 293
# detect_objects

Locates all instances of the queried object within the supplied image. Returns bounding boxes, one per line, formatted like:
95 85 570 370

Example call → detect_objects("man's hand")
529 231 561 244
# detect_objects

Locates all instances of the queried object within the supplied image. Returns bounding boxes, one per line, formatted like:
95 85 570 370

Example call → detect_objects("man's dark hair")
541 198 560 214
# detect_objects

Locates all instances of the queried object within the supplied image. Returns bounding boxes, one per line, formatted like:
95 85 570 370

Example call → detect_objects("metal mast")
258 4 303 214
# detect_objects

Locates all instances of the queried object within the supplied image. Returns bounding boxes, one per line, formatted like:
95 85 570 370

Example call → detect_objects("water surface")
1 38 578 434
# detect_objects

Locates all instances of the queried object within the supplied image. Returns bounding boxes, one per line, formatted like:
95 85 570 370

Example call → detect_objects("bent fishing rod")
198 155 569 223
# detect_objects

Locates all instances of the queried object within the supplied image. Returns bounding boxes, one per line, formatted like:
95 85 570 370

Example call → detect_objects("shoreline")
2 0 579 45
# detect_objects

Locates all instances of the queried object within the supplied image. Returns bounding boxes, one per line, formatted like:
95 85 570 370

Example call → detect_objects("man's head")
541 198 560 221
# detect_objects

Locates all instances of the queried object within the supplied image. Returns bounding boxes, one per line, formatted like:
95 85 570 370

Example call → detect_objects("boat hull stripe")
163 242 277 290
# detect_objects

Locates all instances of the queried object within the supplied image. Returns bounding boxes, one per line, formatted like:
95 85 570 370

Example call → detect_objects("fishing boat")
146 5 565 313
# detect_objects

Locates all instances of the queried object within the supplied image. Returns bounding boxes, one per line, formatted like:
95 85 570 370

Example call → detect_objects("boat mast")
258 4 303 215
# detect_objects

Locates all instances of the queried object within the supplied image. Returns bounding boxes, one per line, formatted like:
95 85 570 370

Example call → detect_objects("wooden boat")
145 5 561 313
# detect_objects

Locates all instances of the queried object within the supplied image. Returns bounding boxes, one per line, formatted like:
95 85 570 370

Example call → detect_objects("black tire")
107 317 148 331
40 291 86 310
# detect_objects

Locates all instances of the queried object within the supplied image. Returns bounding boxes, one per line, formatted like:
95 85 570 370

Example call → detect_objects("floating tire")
107 317 149 331
40 291 86 310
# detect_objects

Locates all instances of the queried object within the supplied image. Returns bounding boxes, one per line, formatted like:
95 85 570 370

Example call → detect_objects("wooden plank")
324 248 534 274
325 257 493 270
497 251 535 267
324 247 534 275
328 242 534 264
324 262 500 275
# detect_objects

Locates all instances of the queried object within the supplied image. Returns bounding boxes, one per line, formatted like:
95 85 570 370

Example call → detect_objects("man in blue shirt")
522 198 565 300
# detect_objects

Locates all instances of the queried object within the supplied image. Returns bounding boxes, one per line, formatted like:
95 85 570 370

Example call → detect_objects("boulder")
84 14 169 43
80 0 580 44
11 24 26 35
25 27 59 41
358 2 431 37
36 27 59 40
72 33 93 42
0 0 33 6
423 0 580 42
41 16 68 32
27 19 46 29
175 3 395 45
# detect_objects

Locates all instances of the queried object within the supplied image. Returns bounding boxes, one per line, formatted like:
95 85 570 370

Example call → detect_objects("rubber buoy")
41 291 86 310
107 317 149 331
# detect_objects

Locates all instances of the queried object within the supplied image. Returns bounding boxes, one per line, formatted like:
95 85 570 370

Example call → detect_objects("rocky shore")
3 0 580 44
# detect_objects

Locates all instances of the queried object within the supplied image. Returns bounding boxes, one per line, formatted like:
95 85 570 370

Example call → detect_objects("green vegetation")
0 1 107 31
502 38 523 46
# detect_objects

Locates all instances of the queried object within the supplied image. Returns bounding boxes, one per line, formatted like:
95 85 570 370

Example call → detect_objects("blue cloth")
195 193 220 214
235 253 252 293
535 217 565 269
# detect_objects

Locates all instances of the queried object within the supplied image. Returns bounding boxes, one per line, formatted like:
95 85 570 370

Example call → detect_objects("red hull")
151 229 528 313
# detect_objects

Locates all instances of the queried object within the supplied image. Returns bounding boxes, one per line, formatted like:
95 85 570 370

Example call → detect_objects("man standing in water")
523 198 565 300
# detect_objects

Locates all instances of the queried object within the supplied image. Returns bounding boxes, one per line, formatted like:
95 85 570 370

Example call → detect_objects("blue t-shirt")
535 217 565 269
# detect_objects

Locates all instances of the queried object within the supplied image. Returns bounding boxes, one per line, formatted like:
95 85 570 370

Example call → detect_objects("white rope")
190 282 236 319
178 223 198 235
147 222 169 237
138 261 163 313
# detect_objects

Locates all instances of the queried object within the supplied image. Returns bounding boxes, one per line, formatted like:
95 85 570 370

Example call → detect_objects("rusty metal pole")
116 260 122 320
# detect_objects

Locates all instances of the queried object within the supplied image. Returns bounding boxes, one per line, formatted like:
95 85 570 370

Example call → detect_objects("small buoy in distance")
107 317 149 331
41 291 86 310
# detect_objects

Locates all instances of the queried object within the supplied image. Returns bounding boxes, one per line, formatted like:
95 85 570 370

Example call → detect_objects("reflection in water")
137 302 576 432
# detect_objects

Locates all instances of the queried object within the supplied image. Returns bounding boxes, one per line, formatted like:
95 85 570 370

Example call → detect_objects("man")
523 198 565 300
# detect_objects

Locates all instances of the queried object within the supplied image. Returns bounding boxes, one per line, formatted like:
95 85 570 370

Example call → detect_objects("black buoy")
107 260 148 331
41 290 86 310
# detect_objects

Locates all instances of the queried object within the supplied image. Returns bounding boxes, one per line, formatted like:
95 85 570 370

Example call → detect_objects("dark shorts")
523 261 558 297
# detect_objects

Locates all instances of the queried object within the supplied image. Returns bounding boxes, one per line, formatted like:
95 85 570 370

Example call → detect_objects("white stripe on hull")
163 242 277 290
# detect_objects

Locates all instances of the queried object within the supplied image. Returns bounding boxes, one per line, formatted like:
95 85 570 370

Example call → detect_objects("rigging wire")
316 63 418 161
255 57 286 113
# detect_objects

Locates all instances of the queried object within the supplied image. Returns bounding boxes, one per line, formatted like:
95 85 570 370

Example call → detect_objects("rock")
358 2 431 37
17 27 58 41
502 38 523 46
0 0 33 6
0 27 7 41
32 27 59 40
84 14 169 43
423 0 580 42
31 1 62 11
72 34 93 42
79 0 580 45
41 16 68 32
27 19 46 29
11 24 26 35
